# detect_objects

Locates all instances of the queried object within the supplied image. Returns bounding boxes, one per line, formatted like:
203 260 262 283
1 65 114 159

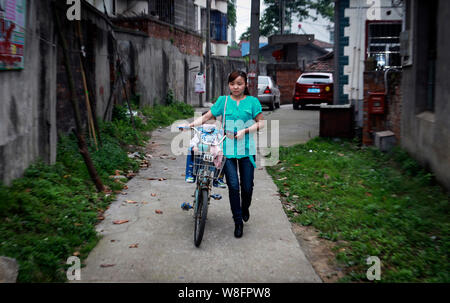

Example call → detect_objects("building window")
367 22 402 69
149 0 175 24
210 10 227 42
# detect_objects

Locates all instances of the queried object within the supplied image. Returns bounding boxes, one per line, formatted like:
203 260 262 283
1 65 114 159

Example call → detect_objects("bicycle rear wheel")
194 188 209 247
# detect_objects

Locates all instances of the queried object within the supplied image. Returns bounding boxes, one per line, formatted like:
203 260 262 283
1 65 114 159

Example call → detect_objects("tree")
239 0 334 41
228 0 236 28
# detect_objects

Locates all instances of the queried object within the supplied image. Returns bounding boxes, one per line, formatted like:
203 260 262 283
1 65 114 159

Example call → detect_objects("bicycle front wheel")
194 188 209 247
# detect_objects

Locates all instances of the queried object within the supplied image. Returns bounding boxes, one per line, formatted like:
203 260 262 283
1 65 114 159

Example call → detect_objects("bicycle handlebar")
178 126 237 144
178 126 237 137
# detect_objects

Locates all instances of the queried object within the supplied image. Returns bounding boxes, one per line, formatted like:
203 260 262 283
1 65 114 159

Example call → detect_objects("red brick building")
305 51 334 73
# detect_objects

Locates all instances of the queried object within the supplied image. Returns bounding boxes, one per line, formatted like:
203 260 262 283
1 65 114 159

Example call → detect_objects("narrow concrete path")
77 108 321 283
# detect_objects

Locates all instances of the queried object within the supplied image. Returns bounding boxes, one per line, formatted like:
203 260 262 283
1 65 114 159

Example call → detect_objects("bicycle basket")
192 150 226 180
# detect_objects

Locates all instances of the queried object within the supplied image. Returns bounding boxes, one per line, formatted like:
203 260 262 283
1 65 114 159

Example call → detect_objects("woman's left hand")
235 129 246 140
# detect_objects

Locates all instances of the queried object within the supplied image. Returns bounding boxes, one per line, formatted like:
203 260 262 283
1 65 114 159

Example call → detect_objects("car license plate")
307 88 320 93
203 154 214 162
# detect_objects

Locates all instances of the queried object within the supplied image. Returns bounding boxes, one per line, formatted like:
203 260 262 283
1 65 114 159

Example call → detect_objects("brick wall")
276 69 302 104
362 71 402 145
386 73 402 142
114 17 203 57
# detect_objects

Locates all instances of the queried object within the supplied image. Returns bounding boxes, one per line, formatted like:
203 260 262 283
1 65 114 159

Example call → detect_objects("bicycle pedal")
181 202 193 210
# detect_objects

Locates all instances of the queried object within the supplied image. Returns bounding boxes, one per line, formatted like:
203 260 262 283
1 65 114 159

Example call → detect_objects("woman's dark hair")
228 70 250 95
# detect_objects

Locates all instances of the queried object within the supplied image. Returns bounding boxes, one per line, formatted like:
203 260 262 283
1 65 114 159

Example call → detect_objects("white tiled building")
342 0 404 103
195 0 228 56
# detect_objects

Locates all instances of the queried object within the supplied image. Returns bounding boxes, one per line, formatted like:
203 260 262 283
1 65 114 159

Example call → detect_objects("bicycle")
179 126 235 247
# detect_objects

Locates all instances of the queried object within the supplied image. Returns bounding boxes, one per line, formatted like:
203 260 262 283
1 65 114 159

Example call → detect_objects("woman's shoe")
213 178 226 188
242 208 250 222
234 223 243 238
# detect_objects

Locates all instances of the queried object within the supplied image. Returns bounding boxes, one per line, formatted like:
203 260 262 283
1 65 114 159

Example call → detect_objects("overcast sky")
234 0 333 43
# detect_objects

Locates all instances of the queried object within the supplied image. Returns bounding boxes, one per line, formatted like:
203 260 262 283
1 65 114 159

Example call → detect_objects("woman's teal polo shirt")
210 95 262 168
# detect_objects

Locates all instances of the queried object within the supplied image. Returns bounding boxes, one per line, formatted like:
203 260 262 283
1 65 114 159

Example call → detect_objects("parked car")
293 72 333 110
258 76 280 111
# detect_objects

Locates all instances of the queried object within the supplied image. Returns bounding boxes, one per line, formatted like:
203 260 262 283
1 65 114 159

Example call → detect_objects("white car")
257 76 281 111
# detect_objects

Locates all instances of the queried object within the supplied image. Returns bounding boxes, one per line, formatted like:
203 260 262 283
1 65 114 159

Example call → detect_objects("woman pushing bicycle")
182 70 265 238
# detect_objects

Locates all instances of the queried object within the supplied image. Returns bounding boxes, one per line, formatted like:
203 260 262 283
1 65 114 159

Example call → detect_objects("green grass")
266 137 450 283
0 101 194 282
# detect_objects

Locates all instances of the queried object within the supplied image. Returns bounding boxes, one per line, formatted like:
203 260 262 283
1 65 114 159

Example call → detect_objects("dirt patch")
291 223 346 283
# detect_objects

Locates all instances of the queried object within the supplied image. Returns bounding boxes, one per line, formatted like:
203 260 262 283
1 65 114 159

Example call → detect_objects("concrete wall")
0 0 242 186
0 0 57 186
56 2 114 134
114 28 203 107
401 0 450 190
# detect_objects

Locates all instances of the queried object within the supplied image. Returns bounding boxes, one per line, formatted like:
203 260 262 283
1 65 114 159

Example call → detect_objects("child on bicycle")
184 111 226 188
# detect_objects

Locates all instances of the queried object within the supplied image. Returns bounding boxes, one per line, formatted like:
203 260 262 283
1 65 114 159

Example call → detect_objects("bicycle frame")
189 127 228 190
178 125 235 247
179 125 234 190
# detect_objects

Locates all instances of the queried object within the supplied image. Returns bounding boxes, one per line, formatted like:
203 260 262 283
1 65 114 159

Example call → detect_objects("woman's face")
229 76 247 97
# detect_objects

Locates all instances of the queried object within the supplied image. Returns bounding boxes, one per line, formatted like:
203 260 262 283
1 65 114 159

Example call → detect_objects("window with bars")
367 22 403 69
149 0 175 24
210 10 227 42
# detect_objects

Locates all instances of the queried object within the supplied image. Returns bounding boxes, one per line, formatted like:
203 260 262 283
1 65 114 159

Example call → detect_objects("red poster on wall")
0 0 26 70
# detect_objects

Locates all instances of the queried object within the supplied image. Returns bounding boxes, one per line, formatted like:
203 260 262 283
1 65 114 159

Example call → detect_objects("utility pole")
279 0 285 34
205 0 212 106
248 0 260 97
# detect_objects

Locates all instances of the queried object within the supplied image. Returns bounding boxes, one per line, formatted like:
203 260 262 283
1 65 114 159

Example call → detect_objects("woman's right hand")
178 123 191 131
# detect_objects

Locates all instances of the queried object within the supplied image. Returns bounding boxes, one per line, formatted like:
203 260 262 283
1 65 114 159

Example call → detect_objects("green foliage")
240 0 334 40
267 137 450 283
227 0 237 28
0 159 115 282
102 116 148 146
166 89 175 105
0 100 195 282
140 102 194 130
112 104 129 122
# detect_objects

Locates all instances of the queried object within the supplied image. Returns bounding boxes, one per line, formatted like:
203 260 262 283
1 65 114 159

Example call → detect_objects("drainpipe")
384 68 399 95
